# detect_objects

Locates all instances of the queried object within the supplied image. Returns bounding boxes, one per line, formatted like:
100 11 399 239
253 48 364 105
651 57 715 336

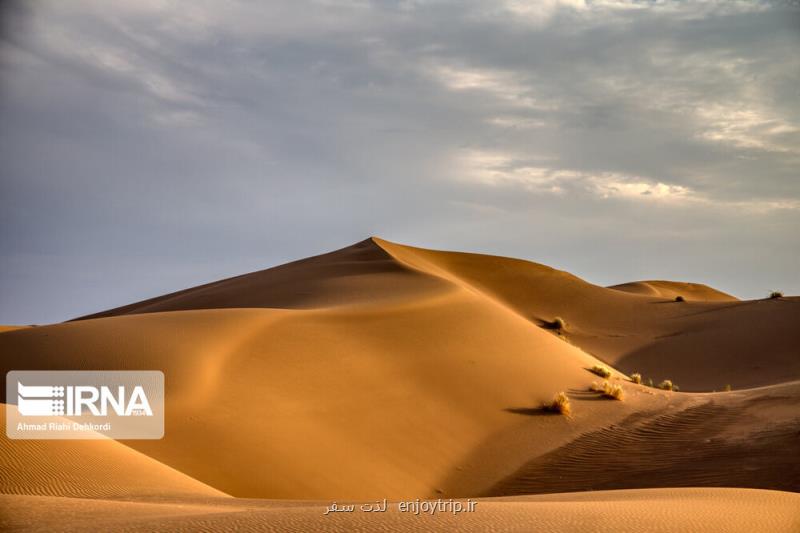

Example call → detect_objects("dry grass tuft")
724 384 732 392
549 316 567 330
590 380 624 400
590 364 612 378
543 317 568 336
542 392 571 416
630 372 642 384
769 291 783 299
658 379 676 391
674 295 685 302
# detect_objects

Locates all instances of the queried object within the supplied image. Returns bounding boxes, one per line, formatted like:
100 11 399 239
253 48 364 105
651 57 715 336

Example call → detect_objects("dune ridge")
74 239 452 319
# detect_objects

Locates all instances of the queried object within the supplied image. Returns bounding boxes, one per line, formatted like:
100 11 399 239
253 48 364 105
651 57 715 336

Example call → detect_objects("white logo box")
6 370 164 439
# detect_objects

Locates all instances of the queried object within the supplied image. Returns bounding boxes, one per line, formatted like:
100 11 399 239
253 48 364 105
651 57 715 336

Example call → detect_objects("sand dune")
374 238 800 391
0 299 633 499
69 238 800 390
76 239 451 319
1 237 798 531
608 280 738 301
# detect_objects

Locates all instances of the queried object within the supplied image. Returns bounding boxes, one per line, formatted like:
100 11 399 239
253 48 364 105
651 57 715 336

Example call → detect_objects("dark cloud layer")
1 0 798 323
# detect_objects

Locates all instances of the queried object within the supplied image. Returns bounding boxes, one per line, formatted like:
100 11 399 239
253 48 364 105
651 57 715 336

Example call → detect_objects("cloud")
0 0 798 322
695 103 800 153
457 149 696 203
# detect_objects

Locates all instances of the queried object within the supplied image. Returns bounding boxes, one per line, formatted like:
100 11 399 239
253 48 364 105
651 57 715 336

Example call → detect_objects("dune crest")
75 238 452 320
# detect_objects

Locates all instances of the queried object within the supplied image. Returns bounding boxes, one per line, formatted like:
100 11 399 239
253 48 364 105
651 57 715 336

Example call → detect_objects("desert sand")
0 325 29 334
1 237 798 531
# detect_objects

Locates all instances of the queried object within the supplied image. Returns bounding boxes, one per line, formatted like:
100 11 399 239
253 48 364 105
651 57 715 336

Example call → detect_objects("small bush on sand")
674 295 685 302
590 364 612 378
607 383 624 400
590 380 625 400
659 379 675 391
769 291 783 299
647 378 654 387
543 317 568 336
630 373 642 384
542 392 571 416
724 384 732 392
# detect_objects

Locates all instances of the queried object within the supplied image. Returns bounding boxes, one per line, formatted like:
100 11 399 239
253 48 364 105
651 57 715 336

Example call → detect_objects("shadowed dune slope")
608 280 738 301
76 239 451 319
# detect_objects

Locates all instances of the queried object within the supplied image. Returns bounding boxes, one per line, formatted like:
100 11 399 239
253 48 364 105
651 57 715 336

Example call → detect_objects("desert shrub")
590 380 624 400
552 317 567 330
607 383 625 400
675 295 685 302
543 392 571 416
769 291 783 299
724 384 732 392
658 379 675 391
590 364 612 378
647 378 654 387
630 373 642 384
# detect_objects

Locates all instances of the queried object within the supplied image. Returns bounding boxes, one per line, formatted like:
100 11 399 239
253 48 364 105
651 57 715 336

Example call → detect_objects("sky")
1 0 798 324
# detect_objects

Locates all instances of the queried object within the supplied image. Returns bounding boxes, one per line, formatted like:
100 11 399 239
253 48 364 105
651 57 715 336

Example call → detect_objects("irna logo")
6 370 164 440
17 382 153 417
